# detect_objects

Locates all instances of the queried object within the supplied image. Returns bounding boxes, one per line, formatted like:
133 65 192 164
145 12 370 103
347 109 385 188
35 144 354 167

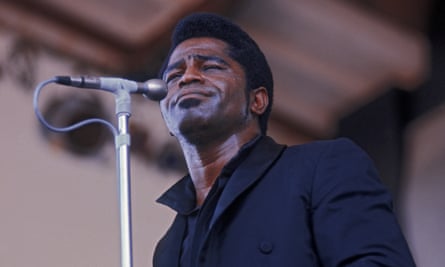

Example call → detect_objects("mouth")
174 89 212 107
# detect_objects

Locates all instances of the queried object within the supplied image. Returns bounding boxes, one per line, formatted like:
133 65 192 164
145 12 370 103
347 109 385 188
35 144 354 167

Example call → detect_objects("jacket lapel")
209 136 286 228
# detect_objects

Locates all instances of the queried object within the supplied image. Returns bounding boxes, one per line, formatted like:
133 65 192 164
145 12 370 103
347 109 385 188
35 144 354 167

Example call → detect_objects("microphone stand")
34 77 166 267
114 89 134 267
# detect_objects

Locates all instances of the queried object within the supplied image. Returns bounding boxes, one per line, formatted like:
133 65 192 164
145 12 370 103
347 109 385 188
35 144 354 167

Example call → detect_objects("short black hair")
159 12 273 134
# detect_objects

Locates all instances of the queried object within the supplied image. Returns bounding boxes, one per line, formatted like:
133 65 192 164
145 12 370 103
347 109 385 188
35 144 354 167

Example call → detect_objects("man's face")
160 37 251 143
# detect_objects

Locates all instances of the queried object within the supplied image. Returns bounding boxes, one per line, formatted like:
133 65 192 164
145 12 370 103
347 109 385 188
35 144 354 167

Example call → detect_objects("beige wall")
0 29 176 267
402 107 445 267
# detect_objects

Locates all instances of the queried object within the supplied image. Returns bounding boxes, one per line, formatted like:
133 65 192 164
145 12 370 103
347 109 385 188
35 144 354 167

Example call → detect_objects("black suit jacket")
153 136 415 267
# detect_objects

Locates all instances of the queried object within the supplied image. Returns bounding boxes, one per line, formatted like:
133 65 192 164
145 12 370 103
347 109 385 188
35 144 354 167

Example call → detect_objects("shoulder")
279 137 381 196
282 137 369 163
297 138 384 207
260 136 377 181
265 137 373 181
285 137 378 180
288 137 361 152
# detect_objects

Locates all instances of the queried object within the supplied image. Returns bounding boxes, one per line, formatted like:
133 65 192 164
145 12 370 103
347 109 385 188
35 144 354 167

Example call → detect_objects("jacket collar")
156 136 285 214
153 136 286 267
156 135 262 214
208 135 286 227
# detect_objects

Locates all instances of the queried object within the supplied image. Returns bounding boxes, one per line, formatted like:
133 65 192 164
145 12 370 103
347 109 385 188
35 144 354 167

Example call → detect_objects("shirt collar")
156 135 262 214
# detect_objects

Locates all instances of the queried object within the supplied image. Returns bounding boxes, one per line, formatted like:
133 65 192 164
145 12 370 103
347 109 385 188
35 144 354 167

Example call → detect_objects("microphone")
54 76 167 101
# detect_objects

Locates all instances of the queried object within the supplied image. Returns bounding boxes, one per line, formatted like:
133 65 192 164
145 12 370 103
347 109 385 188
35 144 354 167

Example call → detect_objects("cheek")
160 88 174 109
227 80 247 101
215 74 245 93
159 99 169 118
229 73 247 92
159 101 174 130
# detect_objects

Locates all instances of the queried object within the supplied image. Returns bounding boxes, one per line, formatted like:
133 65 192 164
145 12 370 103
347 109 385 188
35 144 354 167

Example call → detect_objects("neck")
178 130 259 205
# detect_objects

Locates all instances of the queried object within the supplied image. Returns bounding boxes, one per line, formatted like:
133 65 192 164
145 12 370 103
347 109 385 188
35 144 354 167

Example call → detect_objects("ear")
249 86 269 116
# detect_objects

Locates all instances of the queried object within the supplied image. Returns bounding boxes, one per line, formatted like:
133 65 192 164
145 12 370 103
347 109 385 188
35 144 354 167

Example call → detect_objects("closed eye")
202 64 224 71
165 71 182 84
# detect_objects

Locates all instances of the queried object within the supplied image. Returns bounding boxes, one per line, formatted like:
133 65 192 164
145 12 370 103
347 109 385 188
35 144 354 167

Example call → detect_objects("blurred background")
0 0 443 266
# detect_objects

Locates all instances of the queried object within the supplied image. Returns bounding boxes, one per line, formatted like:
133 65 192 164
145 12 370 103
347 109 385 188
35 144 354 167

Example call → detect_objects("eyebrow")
163 54 230 77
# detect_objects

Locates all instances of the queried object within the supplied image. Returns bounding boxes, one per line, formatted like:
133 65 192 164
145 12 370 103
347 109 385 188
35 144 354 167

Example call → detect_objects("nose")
178 66 203 87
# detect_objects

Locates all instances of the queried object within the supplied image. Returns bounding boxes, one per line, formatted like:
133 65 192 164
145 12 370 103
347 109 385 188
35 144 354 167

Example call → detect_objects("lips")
173 88 213 105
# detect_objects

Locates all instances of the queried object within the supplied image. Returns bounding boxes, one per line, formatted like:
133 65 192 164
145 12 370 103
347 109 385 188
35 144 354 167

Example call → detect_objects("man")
153 12 416 267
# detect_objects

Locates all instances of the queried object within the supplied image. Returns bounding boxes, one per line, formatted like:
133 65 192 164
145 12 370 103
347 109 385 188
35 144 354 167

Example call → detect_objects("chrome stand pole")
115 90 133 267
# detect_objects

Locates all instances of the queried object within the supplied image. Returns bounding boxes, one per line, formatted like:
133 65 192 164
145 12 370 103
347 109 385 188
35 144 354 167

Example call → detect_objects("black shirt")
157 136 261 267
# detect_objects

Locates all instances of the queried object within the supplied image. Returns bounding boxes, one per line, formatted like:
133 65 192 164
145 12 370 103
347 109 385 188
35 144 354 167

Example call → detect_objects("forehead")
168 37 231 64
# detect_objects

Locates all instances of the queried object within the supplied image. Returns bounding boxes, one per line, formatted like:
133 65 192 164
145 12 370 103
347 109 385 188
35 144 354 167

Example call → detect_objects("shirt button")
258 241 274 254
